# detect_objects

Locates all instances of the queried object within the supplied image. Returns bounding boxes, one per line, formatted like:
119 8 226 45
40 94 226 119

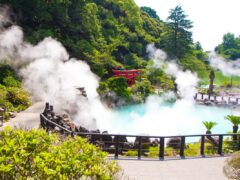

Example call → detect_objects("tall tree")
163 5 193 58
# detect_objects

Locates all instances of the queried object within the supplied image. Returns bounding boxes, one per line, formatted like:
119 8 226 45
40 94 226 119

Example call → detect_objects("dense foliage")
0 64 30 114
0 127 120 179
215 33 240 60
1 0 238 102
0 2 207 78
98 77 132 99
0 0 164 77
140 6 160 20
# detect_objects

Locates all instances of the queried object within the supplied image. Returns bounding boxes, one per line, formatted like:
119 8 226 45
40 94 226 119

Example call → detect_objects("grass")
125 139 238 158
199 70 240 87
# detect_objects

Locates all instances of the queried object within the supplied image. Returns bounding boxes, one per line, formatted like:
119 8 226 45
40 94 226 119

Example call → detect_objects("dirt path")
117 157 228 180
1 102 45 130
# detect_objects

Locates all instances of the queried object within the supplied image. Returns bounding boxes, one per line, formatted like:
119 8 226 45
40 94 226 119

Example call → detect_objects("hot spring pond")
106 100 240 136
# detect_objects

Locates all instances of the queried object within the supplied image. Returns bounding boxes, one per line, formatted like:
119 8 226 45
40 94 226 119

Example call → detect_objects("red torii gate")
112 69 141 86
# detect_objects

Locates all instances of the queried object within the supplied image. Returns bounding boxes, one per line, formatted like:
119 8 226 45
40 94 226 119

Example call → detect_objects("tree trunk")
233 125 238 141
208 70 215 95
206 131 218 146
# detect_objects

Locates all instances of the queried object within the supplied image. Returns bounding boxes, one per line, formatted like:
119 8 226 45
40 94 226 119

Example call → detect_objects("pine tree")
163 5 193 58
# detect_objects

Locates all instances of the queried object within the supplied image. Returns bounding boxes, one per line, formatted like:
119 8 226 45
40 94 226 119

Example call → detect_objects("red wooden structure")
112 69 141 86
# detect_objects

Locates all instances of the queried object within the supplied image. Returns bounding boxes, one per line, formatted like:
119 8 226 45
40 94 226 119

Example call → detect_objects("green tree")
140 6 160 20
202 121 217 134
225 115 240 141
195 41 202 51
215 33 240 60
163 5 193 58
223 33 236 50
202 121 218 146
107 77 132 99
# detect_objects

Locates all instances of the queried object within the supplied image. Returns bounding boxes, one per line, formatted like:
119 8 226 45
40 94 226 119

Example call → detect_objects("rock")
151 138 160 147
167 137 181 149
77 126 89 133
8 112 17 118
102 131 113 146
107 145 116 154
123 142 134 150
134 137 151 149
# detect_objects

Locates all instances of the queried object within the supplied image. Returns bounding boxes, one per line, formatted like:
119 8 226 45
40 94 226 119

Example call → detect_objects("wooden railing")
40 113 240 160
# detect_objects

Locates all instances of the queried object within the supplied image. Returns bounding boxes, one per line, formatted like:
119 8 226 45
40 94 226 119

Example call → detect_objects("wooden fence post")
115 136 119 159
180 137 185 158
159 137 165 160
138 137 142 160
218 135 223 155
200 135 205 156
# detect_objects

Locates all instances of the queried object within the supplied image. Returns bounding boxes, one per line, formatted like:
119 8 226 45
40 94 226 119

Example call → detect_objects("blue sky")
134 0 240 51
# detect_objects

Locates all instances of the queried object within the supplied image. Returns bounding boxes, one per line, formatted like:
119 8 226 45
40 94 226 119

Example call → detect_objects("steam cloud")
146 44 199 100
208 52 240 76
0 7 237 136
0 8 114 130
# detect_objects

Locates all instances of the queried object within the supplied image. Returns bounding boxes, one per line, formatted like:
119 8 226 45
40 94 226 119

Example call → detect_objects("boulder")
167 137 181 149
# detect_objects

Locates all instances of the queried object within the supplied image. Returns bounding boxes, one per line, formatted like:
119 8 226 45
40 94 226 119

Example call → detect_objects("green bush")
0 64 31 112
0 127 120 179
3 76 21 88
6 87 30 107
125 150 138 157
3 112 10 121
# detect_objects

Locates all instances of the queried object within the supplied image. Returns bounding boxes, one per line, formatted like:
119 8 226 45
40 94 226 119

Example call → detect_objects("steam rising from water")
0 9 113 130
147 44 199 100
0 7 238 135
208 52 240 76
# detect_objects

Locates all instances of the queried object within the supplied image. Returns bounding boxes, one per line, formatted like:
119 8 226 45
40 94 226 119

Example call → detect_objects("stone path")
117 157 228 180
1 102 44 130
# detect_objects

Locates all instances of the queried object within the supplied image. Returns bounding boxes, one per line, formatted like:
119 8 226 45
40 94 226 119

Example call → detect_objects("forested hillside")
0 0 218 103
0 0 206 73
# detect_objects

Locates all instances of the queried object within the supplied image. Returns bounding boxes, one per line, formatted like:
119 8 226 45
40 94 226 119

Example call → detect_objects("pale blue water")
111 102 239 136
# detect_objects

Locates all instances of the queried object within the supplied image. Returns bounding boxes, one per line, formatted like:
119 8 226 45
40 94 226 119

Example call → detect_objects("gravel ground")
1 102 45 130
117 157 228 180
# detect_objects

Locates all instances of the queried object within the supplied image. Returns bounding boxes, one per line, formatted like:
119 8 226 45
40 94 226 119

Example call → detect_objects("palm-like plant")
202 121 217 134
225 115 240 141
202 121 218 146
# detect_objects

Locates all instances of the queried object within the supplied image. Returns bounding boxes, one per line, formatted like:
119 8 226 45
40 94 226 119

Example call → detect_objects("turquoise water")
110 99 239 136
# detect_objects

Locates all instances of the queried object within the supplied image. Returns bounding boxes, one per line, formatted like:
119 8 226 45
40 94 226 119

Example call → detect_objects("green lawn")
198 70 240 87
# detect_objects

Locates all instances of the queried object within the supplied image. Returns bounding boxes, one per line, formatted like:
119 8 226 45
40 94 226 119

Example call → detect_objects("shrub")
0 127 120 179
3 76 21 88
6 87 30 107
125 150 138 157
223 152 240 179
3 112 10 121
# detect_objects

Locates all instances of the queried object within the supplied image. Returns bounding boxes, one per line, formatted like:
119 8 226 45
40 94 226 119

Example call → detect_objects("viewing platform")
194 93 240 107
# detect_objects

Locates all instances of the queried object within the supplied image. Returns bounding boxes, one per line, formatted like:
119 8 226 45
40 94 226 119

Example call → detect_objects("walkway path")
0 103 230 180
1 102 44 130
117 157 228 180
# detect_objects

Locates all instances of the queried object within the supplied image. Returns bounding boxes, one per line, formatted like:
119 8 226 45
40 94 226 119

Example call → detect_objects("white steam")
146 44 199 100
208 52 240 76
0 10 113 130
0 8 236 136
